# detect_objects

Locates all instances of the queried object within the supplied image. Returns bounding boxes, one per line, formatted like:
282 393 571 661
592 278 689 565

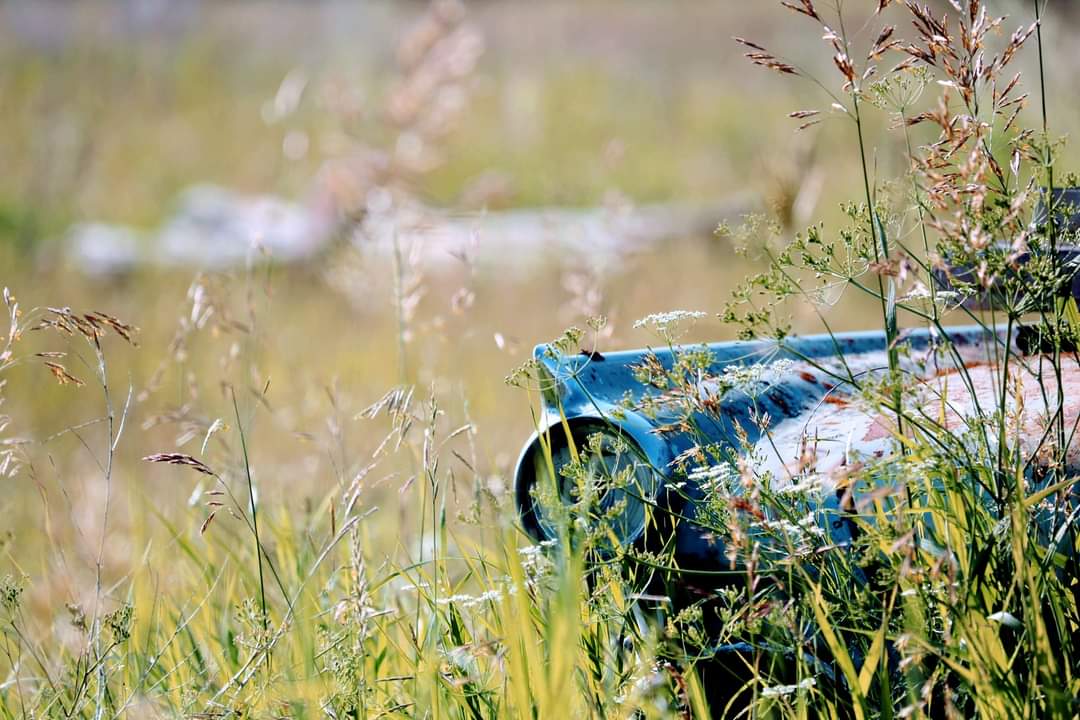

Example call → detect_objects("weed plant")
2 1 1080 719
519 1 1080 717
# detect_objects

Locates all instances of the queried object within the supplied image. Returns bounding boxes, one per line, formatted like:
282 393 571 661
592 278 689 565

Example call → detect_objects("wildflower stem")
1032 0 1067 472
232 387 270 670
852 78 903 438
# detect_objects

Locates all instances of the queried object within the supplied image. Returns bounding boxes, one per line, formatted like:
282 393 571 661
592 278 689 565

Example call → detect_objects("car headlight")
516 421 662 547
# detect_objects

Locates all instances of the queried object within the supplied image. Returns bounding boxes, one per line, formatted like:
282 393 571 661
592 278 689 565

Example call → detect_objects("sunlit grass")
4 1 1080 717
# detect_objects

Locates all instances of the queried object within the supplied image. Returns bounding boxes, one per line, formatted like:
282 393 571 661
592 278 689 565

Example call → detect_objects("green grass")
4 1 1080 717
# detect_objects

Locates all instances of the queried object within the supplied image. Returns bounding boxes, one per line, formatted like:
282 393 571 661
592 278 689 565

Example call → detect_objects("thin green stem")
843 13 903 439
231 388 270 671
1034 0 1066 472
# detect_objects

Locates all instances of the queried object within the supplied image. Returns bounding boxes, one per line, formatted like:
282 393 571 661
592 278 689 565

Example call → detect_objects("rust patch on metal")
751 349 1080 487
931 356 1080 469
862 415 895 442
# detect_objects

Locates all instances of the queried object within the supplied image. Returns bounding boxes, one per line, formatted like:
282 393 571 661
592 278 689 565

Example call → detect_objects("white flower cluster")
633 310 707 338
775 474 825 500
753 512 826 541
761 677 816 698
688 462 739 493
519 539 557 584
402 540 560 614
720 359 796 395
436 589 503 609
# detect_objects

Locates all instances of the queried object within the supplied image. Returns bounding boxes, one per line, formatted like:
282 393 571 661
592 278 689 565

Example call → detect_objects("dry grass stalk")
142 452 216 476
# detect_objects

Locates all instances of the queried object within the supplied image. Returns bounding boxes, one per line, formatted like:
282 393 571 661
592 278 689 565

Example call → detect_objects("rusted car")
517 191 1080 556
512 192 1080 712
517 322 1080 553
513 312 1080 705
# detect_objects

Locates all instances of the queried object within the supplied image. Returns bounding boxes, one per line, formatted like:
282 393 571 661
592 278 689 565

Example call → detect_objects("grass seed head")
143 452 216 476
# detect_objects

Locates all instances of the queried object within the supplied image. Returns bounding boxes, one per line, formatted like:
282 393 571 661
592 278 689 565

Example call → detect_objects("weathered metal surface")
752 349 1080 484
515 325 1080 569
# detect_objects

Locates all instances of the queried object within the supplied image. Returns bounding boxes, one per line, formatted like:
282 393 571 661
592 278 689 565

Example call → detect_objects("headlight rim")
514 417 667 547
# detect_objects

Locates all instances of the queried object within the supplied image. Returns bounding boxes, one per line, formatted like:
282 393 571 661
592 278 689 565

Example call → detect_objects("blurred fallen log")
65 184 755 276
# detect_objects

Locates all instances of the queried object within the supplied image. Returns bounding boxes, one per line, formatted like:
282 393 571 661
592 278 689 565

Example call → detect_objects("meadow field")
3 0 1080 717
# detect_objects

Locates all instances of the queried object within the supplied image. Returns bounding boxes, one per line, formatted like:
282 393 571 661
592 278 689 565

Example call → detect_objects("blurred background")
1 0 1076 613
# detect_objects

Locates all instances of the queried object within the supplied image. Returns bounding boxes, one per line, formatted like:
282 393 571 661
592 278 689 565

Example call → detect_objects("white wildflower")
688 462 739 492
518 541 555 585
721 359 796 396
930 289 966 309
776 474 825 499
517 538 557 558
900 282 932 301
762 677 816 698
394 580 430 595
436 589 503 609
753 513 826 542
475 589 502 604
633 311 707 340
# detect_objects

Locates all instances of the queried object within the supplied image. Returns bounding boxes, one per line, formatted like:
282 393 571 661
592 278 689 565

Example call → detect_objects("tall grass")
581 0 1080 716
2 1 1080 719
0 287 701 718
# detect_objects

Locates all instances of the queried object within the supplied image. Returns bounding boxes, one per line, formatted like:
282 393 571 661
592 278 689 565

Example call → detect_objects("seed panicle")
143 452 217 476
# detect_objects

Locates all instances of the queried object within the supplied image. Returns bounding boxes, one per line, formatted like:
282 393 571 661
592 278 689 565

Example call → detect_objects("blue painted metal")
514 324 1007 569
512 323 1068 704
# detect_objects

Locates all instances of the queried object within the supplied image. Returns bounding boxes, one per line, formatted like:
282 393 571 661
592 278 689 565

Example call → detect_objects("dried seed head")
43 361 84 387
143 452 216 476
85 311 139 345
780 0 820 22
821 26 843 53
37 308 139 345
732 37 767 52
905 111 933 126
735 37 800 76
833 52 857 84
747 53 800 76
1001 103 1023 133
998 21 1038 70
999 70 1021 99
902 43 937 67
873 25 896 50
869 26 900 60
905 1 947 40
